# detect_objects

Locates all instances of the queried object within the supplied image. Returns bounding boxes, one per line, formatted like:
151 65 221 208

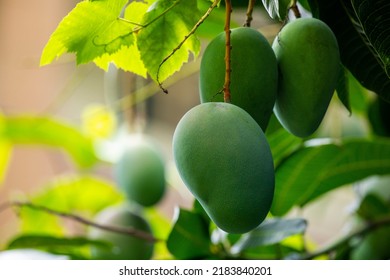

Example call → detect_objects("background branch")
0 201 160 243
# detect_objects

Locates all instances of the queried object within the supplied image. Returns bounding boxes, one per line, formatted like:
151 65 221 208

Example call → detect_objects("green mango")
173 102 275 234
89 205 154 260
114 136 166 207
199 27 278 131
272 18 340 137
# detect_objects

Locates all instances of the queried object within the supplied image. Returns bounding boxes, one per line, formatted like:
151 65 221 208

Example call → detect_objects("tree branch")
290 0 301 19
0 201 160 243
223 0 232 103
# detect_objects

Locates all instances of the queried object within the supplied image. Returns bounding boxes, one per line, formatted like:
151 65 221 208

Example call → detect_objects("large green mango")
199 27 278 131
173 102 275 234
272 18 340 137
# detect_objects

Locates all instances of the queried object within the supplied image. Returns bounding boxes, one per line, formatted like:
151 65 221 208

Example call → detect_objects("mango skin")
173 102 275 234
114 137 165 207
89 206 154 260
272 18 340 137
200 27 278 131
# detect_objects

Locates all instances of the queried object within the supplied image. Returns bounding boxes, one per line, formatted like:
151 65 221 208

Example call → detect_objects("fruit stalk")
290 0 301 18
244 0 256 27
223 0 233 103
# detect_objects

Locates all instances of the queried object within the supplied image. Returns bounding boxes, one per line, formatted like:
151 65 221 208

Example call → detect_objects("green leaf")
267 128 302 167
7 234 110 251
0 116 97 168
349 0 390 78
19 175 124 235
262 0 292 21
336 66 351 114
93 1 148 76
40 0 133 65
166 208 211 259
356 194 390 221
0 140 12 187
137 0 201 82
230 218 307 254
309 0 390 101
272 138 390 216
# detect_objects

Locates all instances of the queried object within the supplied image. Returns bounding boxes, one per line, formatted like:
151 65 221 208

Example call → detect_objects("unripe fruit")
272 18 340 137
200 27 278 131
173 102 275 234
114 136 166 207
89 206 154 260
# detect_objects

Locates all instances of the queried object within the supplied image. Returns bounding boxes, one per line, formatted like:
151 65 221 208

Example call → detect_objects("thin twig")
223 0 232 103
156 0 221 94
0 201 160 243
303 215 390 260
243 0 256 27
290 0 301 19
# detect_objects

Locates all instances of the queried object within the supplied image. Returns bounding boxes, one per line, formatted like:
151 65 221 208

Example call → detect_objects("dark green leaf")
309 0 390 101
272 138 390 216
349 0 390 78
7 235 110 251
356 194 390 221
167 208 211 259
262 0 291 21
267 128 302 167
230 218 307 254
336 66 351 114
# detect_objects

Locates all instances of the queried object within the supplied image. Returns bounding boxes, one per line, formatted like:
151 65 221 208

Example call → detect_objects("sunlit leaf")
81 103 117 139
0 116 97 168
0 140 12 186
40 0 133 65
137 0 201 82
19 175 124 235
272 138 390 216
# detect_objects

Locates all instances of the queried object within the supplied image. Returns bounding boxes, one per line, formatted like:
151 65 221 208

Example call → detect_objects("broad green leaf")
166 208 211 259
230 218 307 254
262 0 292 21
41 0 133 65
137 0 201 82
93 1 148 76
7 234 110 251
309 0 390 101
267 128 302 167
272 138 390 216
356 194 390 221
0 116 97 168
336 66 351 114
19 175 124 235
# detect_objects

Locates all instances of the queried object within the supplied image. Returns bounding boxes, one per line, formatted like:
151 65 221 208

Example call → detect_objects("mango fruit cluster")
173 18 340 234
